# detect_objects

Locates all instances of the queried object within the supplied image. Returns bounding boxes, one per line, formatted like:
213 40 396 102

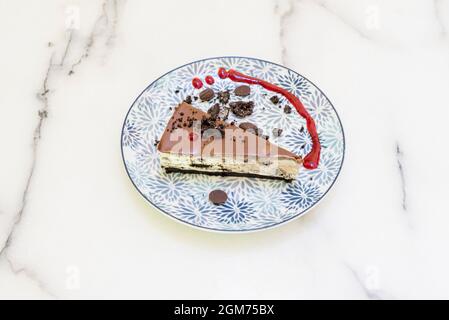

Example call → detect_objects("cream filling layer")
159 152 299 180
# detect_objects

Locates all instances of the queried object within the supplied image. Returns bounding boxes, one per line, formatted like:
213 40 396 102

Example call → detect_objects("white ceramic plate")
121 57 345 232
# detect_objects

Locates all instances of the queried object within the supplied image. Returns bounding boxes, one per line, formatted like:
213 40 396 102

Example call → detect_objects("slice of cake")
157 102 302 180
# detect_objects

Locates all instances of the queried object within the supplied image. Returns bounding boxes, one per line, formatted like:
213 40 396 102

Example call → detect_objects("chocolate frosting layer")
158 102 302 162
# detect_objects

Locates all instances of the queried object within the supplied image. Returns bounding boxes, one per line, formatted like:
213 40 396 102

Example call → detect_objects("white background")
1 0 449 299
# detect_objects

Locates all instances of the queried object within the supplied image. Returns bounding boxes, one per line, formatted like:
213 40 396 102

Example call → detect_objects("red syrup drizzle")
192 77 203 89
217 67 321 169
189 132 198 141
205 75 215 85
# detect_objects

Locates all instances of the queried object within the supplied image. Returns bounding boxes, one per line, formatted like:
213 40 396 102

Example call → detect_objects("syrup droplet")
192 77 203 89
189 132 198 141
205 75 215 85
217 67 228 79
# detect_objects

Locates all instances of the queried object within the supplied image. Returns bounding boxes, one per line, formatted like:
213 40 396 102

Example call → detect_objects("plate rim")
120 56 346 233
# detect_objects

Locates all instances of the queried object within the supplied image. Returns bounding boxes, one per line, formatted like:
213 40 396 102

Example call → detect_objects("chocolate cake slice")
157 102 302 180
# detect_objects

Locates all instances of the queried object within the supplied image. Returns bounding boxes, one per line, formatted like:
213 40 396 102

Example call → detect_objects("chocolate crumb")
301 144 305 149
209 190 228 205
239 122 259 135
175 90 180 94
272 128 283 137
207 104 221 119
217 91 230 104
284 105 292 114
201 116 224 138
270 96 279 105
262 135 269 140
180 112 184 116
230 101 254 118
199 88 215 101
184 96 192 104
234 85 251 97
300 126 304 133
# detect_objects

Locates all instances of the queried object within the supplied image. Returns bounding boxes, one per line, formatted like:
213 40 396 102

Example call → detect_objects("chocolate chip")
201 117 224 138
175 90 180 94
184 95 192 104
209 190 228 205
230 101 254 118
207 103 221 119
272 128 283 137
218 91 230 104
270 96 279 104
239 122 259 135
300 126 304 133
284 105 292 114
234 85 251 97
199 88 215 101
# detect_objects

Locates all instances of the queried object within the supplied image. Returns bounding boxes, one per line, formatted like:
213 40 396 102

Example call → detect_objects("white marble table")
1 0 449 299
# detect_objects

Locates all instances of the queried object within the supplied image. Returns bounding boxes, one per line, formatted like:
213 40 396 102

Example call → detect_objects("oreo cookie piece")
230 101 254 118
270 96 280 105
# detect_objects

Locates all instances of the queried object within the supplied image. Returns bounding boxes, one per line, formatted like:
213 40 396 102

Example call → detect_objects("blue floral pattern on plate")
121 57 345 232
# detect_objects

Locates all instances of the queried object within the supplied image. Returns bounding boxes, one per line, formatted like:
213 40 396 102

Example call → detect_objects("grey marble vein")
5 255 57 298
344 263 386 300
276 0 372 67
396 143 407 211
312 0 370 40
0 54 54 260
0 54 56 297
0 0 124 298
276 0 295 66
106 0 119 46
69 0 120 75
59 30 74 67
